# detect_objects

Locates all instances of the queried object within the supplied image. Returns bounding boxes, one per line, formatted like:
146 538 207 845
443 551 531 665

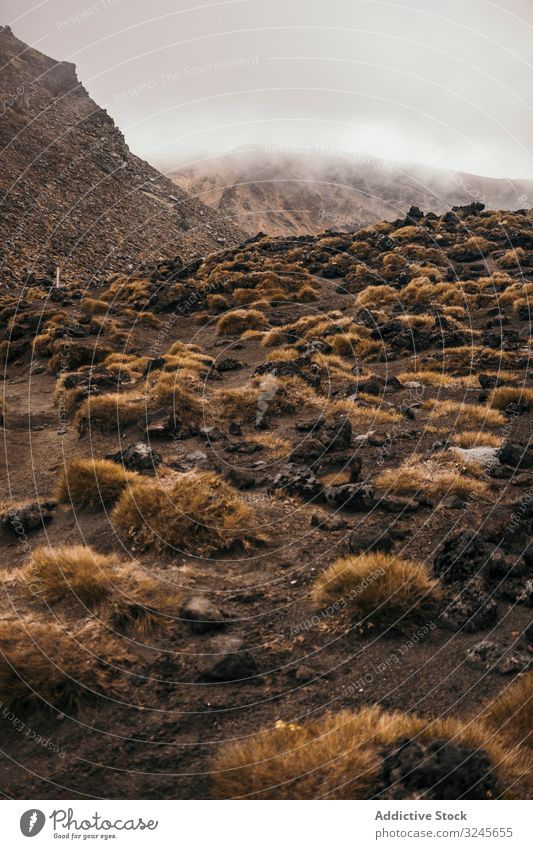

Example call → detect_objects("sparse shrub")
112 472 260 555
312 552 439 630
216 309 268 336
55 459 138 509
213 705 519 799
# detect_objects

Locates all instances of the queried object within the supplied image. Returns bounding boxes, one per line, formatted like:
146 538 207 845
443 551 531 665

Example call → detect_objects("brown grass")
488 386 533 412
216 309 268 336
214 375 321 424
212 704 523 799
451 431 503 448
55 459 138 509
422 399 506 427
376 453 490 500
0 619 129 712
312 552 439 630
25 545 178 633
112 471 260 555
150 374 203 423
483 674 533 750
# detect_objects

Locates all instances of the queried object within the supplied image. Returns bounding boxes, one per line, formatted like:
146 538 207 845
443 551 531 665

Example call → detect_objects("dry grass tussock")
312 552 439 630
112 471 260 555
376 452 490 500
488 386 533 411
451 430 503 449
76 392 146 434
212 704 526 799
55 458 139 510
24 545 178 633
397 369 476 387
422 398 505 427
0 619 130 712
216 309 268 336
327 398 401 426
150 374 203 423
214 375 322 424
483 674 533 750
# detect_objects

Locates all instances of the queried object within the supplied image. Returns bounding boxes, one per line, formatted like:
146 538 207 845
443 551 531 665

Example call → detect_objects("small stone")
180 596 227 634
198 636 257 682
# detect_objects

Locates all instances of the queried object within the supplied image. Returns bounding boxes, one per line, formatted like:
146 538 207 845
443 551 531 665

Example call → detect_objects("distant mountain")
169 148 533 237
0 26 246 284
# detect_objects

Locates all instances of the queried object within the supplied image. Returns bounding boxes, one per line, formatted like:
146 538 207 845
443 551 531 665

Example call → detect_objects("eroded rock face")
376 736 500 800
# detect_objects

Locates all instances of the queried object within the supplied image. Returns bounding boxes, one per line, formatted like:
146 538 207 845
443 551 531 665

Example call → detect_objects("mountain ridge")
0 26 246 285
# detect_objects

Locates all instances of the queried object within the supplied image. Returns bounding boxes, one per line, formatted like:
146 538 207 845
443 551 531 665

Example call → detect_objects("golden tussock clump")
312 552 439 630
500 247 525 269
327 398 401 426
112 471 260 555
376 452 489 500
483 674 533 750
75 392 146 434
488 386 533 412
356 285 398 309
0 619 129 712
451 430 503 449
150 374 203 423
214 375 321 425
24 545 178 633
55 458 139 510
422 398 505 427
216 309 268 336
206 293 229 313
397 369 475 387
212 705 523 799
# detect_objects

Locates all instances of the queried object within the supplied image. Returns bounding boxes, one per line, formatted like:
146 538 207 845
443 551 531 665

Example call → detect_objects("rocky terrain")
1 198 532 799
170 148 533 236
0 26 246 287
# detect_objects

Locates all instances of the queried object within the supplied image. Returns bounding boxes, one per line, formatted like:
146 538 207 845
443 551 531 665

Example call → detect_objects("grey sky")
4 0 533 177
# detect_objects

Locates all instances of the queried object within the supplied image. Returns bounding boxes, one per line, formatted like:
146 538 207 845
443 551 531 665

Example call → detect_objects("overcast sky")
4 0 533 178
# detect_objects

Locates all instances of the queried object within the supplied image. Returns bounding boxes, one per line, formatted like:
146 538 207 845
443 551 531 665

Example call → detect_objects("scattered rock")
377 736 500 800
1 501 55 535
106 442 161 472
323 483 375 511
180 596 228 634
198 636 258 682
310 511 347 531
465 640 532 674
439 578 499 633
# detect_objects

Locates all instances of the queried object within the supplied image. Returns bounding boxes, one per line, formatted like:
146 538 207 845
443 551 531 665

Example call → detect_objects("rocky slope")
170 148 533 236
0 26 246 286
1 201 532 798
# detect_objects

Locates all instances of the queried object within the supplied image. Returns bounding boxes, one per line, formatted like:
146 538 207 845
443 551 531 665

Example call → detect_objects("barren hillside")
170 148 533 236
1 201 532 798
0 26 246 286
